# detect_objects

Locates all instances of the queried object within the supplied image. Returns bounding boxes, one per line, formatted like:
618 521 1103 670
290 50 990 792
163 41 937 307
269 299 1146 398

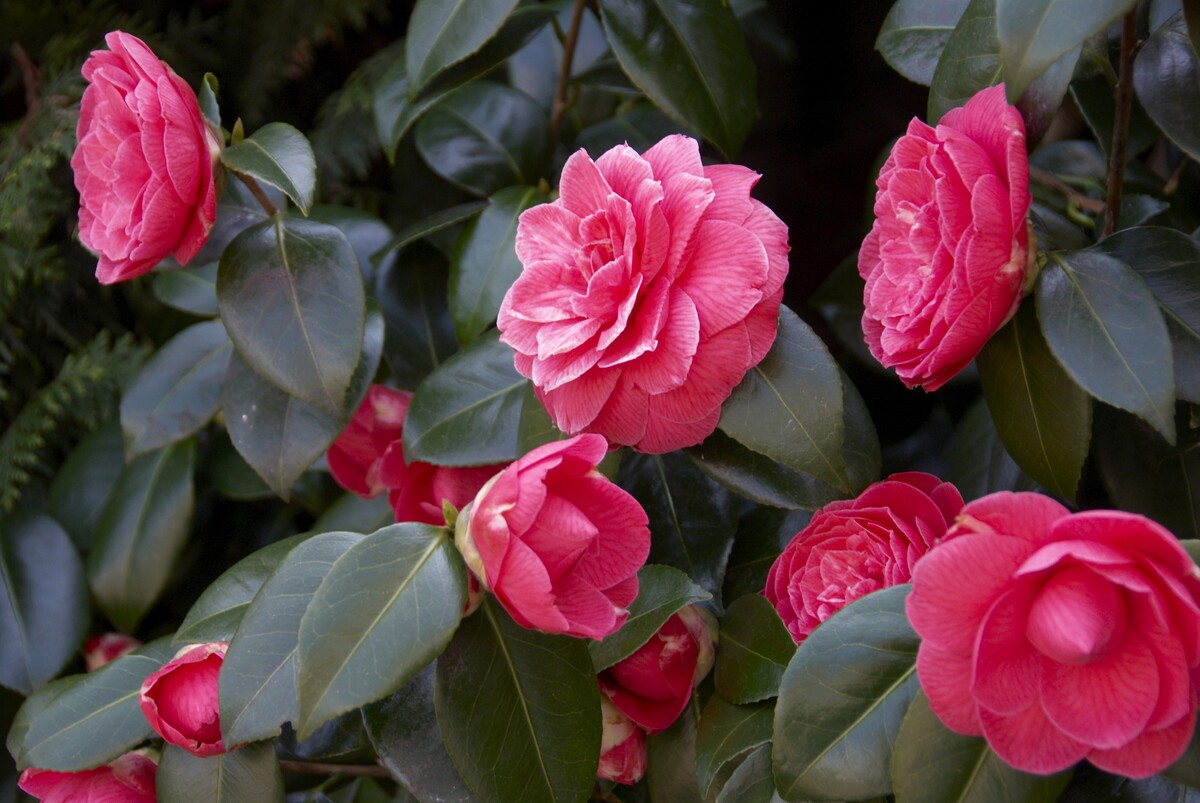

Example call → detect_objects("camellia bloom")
328 384 501 526
597 605 716 733
18 752 157 803
908 493 1200 777
73 31 219 284
84 632 142 671
597 697 647 785
498 134 790 453
139 641 228 757
765 472 963 644
859 84 1031 390
455 434 651 639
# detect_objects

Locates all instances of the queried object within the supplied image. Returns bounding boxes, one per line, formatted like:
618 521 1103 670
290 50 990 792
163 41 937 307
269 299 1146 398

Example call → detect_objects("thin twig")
1029 166 1106 215
278 760 392 778
1105 9 1138 236
549 0 589 144
235 171 279 216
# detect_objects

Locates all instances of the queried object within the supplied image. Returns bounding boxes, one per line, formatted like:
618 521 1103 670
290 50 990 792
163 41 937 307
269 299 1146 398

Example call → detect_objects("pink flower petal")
978 700 1090 775
917 643 983 735
970 583 1041 716
1088 704 1197 779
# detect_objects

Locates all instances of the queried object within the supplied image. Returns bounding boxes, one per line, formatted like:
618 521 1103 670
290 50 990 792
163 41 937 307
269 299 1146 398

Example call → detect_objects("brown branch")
234 171 279 216
1104 9 1138 236
1029 166 1106 215
549 0 590 144
278 760 392 778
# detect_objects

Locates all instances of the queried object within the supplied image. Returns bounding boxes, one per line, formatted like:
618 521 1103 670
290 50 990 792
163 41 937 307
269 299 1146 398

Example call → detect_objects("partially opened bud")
139 642 229 757
597 697 647 785
18 750 157 802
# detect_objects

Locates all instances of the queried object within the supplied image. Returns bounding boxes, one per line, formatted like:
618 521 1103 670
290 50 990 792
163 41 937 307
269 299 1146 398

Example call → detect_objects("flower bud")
596 697 647 785
84 632 141 671
139 641 229 757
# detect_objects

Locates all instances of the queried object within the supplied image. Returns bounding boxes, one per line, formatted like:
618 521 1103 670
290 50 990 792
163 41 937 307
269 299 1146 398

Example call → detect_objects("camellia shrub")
3 0 1200 801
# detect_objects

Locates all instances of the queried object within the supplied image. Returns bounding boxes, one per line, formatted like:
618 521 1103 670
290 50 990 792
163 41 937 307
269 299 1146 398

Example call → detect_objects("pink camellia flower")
859 84 1031 391
597 697 647 785
18 752 157 803
597 605 716 733
498 134 790 453
765 472 963 644
328 384 501 526
73 31 219 284
908 493 1200 777
84 632 142 671
455 434 651 639
139 641 228 757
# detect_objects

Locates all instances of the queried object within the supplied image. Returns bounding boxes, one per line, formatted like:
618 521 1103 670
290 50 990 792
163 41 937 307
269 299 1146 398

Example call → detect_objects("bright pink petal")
916 643 982 735
1088 704 1197 779
970 583 1041 716
978 701 1090 775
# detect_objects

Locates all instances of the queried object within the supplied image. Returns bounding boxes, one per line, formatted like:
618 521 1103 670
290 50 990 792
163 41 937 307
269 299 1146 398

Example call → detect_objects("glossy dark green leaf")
945 396 1038 501
773 585 919 802
415 82 549 196
363 666 477 803
590 565 712 671
152 263 219 317
311 493 395 535
218 215 365 415
645 699 703 803
876 0 971 85
892 690 1072 802
718 306 848 491
223 306 382 499
309 205 395 284
722 507 810 606
220 123 316 215
156 741 284 803
598 0 757 157
0 513 88 695
1068 74 1159 160
1037 251 1176 443
297 523 466 739
619 451 738 603
87 440 195 632
1016 45 1080 144
695 696 773 799
371 202 486 268
15 638 174 771
507 2 608 108
377 242 459 389
977 302 1090 499
175 533 312 645
997 0 1135 98
1094 226 1200 404
402 330 527 465
276 709 376 768
449 185 547 343
221 532 362 744
575 104 688 156
120 321 232 457
714 594 795 705
716 742 774 803
515 380 567 453
203 432 274 501
435 598 600 803
405 0 520 98
193 177 280 265
1135 15 1200 163
928 0 1001 123
47 422 124 551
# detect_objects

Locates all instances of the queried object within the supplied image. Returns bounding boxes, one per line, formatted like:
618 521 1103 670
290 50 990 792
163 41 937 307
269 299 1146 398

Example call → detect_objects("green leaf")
449 186 547 343
1068 74 1159 160
1094 226 1200 404
713 594 795 705
120 321 232 458
646 699 703 802
363 666 477 803
695 696 773 799
15 638 175 771
772 584 920 802
1037 251 1176 443
944 396 1037 501
716 742 775 803
405 0 520 98
415 82 549 197
371 201 486 268
1135 16 1200 163
47 422 124 551
1165 716 1200 789
589 565 712 671
198 72 220 128
597 0 758 156
516 379 567 454
718 305 848 491
217 215 365 415
892 690 1072 802
0 513 88 695
928 0 1001 123
309 205 395 284
377 242 459 389
175 533 313 645
402 330 527 466
977 302 1090 499
619 451 738 603
220 123 317 215
156 741 284 803
152 263 219 317
722 507 810 606
876 0 971 85
1016 44 1080 144
7 675 68 765
202 432 274 501
575 103 689 155
297 523 466 739
997 0 1136 98
221 532 362 744
311 493 395 535
435 598 600 803
87 440 195 632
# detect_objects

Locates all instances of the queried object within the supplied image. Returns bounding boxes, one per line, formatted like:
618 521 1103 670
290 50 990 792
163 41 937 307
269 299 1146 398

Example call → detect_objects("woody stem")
1104 9 1138 236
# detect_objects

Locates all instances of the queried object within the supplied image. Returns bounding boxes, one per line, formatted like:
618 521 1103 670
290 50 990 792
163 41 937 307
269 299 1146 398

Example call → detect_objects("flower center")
1025 565 1127 665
